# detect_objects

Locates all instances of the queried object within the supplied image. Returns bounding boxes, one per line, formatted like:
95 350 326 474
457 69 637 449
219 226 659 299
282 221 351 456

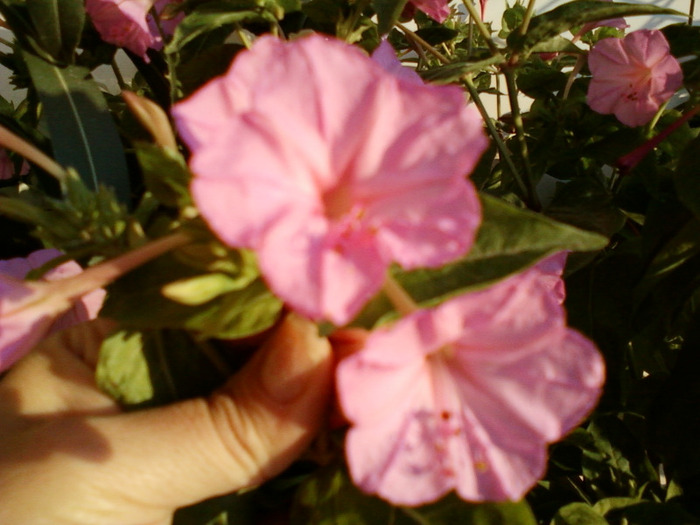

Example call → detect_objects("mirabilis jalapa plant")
1 0 700 523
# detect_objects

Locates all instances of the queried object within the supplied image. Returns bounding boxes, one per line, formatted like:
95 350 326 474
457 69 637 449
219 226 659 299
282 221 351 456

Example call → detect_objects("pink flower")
336 265 604 505
410 0 450 23
0 149 29 180
86 0 183 60
0 250 105 372
371 41 422 85
587 29 683 127
173 35 486 325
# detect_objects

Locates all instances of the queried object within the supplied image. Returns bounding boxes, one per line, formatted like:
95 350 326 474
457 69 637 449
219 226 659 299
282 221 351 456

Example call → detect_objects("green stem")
459 0 500 56
49 231 192 302
383 275 419 316
503 67 540 209
0 124 66 181
690 0 695 24
397 22 450 62
397 23 525 202
111 56 128 92
462 75 526 196
519 0 538 36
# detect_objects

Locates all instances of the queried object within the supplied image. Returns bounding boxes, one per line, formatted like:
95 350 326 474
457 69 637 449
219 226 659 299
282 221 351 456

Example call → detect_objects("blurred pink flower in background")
587 29 683 127
173 35 487 325
410 0 450 23
336 263 604 505
0 249 105 372
86 0 183 60
0 149 29 180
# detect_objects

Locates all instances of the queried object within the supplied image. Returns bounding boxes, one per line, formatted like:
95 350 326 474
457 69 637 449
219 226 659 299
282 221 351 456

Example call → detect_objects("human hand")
0 314 332 525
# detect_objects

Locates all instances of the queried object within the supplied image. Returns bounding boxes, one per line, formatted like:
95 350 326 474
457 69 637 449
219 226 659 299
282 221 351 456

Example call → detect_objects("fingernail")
260 313 330 403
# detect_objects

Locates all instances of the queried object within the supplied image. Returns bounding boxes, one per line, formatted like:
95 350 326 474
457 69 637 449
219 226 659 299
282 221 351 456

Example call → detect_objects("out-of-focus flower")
410 0 450 23
173 35 486 325
0 249 106 372
587 29 683 127
371 41 421 85
336 265 604 505
533 251 567 303
86 0 183 60
0 149 29 180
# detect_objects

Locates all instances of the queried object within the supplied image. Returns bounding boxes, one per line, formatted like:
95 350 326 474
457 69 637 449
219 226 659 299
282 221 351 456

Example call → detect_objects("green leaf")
592 497 641 516
420 55 506 84
647 218 700 279
97 328 227 407
418 498 538 525
508 1 683 55
674 134 700 219
662 23 700 58
608 502 700 525
291 464 401 525
22 52 131 204
97 329 155 406
373 0 408 35
551 503 609 525
102 250 282 339
26 0 84 61
134 142 192 208
354 193 608 327
167 3 277 53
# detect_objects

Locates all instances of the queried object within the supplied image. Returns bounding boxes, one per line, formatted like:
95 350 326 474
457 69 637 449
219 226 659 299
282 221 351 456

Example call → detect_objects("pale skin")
0 314 334 525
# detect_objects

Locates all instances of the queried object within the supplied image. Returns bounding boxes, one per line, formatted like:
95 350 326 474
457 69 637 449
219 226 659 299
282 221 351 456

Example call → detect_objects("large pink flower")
0 250 105 372
173 35 486 325
336 263 604 505
86 0 183 59
587 29 683 127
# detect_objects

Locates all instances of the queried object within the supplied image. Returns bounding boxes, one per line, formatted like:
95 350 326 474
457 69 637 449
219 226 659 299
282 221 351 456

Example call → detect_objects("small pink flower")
410 0 450 22
0 149 29 180
86 0 183 60
336 265 604 505
587 29 683 127
0 250 105 372
173 35 486 325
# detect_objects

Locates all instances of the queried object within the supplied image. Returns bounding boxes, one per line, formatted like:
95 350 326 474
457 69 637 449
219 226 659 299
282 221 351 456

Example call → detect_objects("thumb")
87 313 333 515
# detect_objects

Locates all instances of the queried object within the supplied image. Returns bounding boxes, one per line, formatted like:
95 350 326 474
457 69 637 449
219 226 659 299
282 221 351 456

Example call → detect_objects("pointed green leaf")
102 250 282 339
166 3 276 53
373 0 409 35
674 134 700 219
26 0 84 61
22 52 131 204
97 328 227 408
355 193 608 327
508 1 683 54
551 503 609 525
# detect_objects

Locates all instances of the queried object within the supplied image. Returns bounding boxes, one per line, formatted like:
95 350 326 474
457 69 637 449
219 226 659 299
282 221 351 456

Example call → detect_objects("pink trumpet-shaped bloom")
0 250 105 372
336 263 604 505
587 29 683 127
86 0 183 60
410 0 451 23
173 35 486 325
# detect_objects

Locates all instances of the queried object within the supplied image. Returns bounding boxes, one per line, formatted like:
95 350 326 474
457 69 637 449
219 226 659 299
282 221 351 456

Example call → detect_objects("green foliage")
508 2 683 56
1 0 700 524
355 193 608 327
22 53 131 204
